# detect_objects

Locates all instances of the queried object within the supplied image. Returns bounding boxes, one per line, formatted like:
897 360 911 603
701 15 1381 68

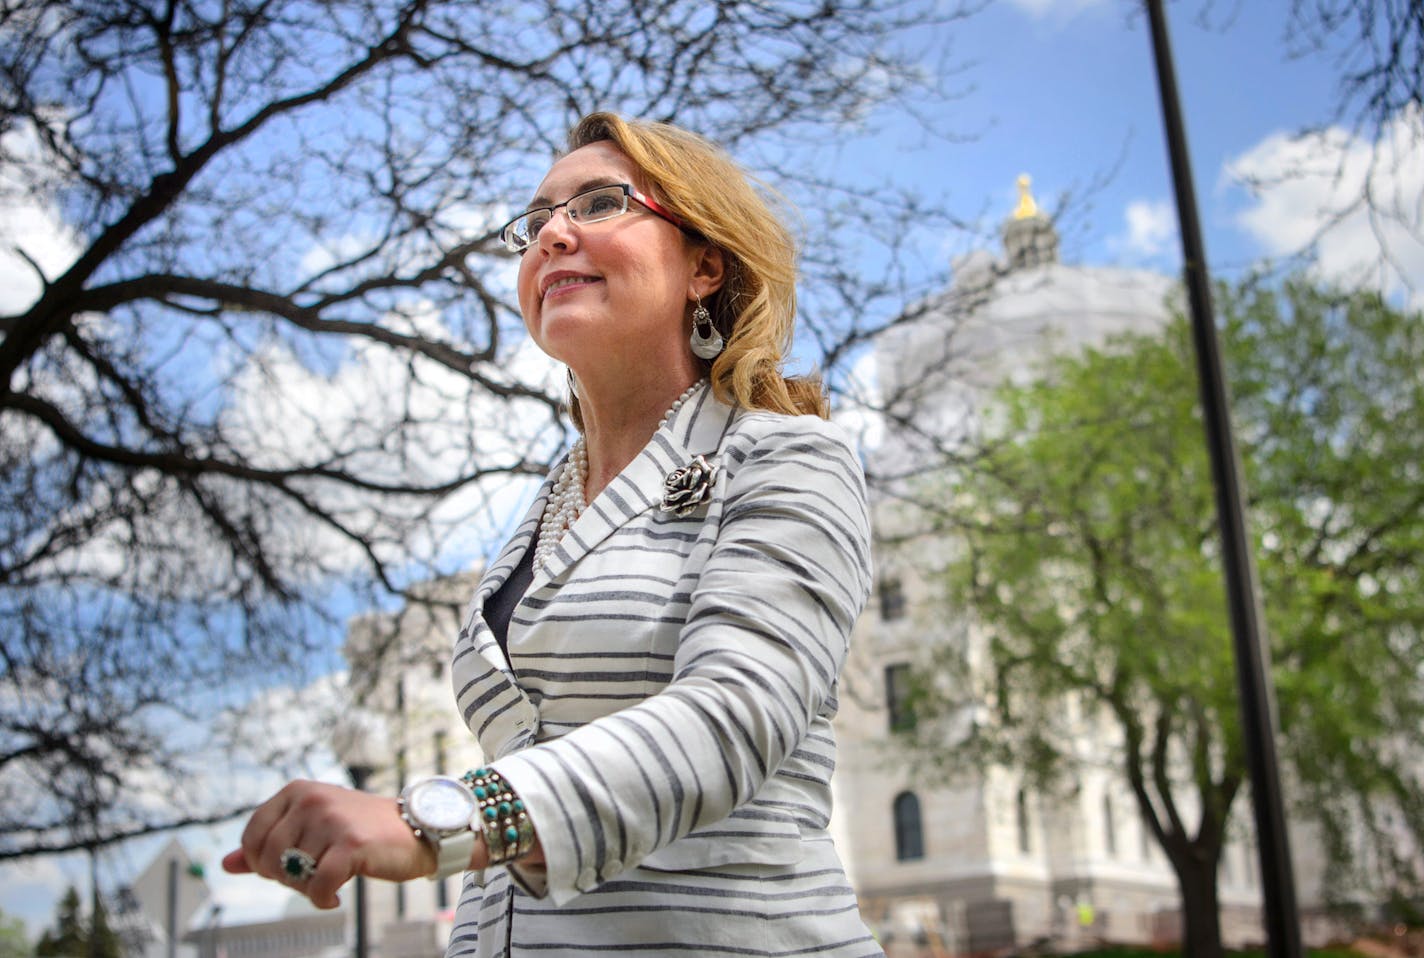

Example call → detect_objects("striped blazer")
446 383 881 957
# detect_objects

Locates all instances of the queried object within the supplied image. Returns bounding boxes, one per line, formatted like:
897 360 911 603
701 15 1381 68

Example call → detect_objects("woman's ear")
688 244 725 300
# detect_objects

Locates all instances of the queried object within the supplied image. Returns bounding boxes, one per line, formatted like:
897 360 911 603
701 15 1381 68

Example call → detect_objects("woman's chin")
531 313 606 361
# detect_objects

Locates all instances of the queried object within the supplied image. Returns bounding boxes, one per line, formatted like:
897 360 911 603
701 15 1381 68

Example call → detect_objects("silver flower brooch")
661 455 718 517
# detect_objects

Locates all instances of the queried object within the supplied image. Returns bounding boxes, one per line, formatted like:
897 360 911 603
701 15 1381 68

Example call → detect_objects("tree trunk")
1174 851 1226 958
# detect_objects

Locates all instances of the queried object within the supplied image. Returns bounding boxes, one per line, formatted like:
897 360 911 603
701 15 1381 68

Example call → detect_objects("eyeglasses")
498 183 688 254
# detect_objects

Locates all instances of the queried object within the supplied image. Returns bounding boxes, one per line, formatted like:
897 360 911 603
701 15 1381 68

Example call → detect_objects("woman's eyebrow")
527 176 624 209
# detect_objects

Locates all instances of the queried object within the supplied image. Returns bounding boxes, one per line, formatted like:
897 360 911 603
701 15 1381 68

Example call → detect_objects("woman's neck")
574 363 701 501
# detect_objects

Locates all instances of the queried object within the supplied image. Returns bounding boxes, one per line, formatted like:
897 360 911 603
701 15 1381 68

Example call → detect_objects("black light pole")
166 857 178 958
90 846 104 958
347 763 376 958
1142 2 1303 955
203 904 224 958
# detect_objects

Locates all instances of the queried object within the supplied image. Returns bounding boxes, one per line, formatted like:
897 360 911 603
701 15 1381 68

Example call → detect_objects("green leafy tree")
895 278 1424 957
0 905 31 958
35 887 83 958
34 887 120 958
87 899 119 958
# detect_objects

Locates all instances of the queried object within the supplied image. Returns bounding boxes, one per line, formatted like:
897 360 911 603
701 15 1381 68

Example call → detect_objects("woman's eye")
584 194 620 215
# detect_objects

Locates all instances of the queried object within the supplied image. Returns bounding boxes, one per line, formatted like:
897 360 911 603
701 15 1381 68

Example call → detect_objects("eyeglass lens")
506 186 630 251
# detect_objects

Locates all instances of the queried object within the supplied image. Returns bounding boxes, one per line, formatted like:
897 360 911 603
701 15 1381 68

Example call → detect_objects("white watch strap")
432 827 478 880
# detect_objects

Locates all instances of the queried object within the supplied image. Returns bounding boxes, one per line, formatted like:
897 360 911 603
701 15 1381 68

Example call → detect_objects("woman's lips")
542 274 601 300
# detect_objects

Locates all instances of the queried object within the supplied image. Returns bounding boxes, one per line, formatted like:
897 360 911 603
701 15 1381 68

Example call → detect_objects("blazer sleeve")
489 414 872 905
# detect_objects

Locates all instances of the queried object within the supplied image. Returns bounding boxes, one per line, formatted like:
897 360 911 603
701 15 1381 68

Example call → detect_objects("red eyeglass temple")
631 188 687 230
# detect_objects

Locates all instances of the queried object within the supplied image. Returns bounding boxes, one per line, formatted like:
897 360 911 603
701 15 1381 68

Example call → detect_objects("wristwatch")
398 776 480 879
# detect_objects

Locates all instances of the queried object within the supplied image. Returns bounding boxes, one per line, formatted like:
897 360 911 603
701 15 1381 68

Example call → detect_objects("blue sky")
875 0 1420 295
3 0 1420 940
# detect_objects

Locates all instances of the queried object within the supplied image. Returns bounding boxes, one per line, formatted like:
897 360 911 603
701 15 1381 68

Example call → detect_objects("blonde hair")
565 112 827 423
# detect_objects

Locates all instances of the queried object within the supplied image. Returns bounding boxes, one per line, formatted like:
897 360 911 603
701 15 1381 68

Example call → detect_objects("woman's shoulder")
724 406 859 453
720 407 866 486
716 406 872 558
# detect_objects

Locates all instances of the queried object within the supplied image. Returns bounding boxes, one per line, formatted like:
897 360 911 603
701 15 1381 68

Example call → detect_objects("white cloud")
299 201 513 293
832 346 885 456
1101 197 1179 268
219 310 561 575
1003 0 1108 18
0 853 73 938
1105 196 1184 264
1122 199 1179 257
298 230 382 279
1225 108 1424 302
0 124 83 315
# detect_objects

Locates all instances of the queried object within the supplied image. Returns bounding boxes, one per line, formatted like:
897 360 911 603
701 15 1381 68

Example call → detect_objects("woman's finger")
220 848 253 874
305 842 354 909
242 782 326 883
236 794 288 875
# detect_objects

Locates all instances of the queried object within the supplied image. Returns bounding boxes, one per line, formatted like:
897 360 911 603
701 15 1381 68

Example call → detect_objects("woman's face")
516 141 701 373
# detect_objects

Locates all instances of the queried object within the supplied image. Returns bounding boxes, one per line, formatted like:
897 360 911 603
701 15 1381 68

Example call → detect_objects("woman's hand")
221 780 439 909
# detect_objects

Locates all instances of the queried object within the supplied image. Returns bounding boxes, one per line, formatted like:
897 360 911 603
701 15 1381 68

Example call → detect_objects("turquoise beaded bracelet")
461 767 536 865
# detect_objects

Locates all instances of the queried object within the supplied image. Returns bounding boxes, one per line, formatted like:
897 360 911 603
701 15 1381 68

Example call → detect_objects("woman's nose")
536 207 579 252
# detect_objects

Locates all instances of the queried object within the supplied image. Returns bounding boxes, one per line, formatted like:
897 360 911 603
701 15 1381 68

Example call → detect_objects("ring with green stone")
280 847 317 883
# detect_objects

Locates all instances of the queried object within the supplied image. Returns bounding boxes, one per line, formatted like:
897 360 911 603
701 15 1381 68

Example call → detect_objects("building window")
1103 793 1117 857
884 663 915 732
879 576 906 621
893 791 924 861
1016 788 1032 854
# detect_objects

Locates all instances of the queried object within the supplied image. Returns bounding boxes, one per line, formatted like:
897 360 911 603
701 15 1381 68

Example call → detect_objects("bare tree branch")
0 0 980 858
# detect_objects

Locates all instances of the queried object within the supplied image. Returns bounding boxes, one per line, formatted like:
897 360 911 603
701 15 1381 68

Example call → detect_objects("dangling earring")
689 294 724 360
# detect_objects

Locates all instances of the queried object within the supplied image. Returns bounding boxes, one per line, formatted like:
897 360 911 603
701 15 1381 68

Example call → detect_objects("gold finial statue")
1013 173 1039 220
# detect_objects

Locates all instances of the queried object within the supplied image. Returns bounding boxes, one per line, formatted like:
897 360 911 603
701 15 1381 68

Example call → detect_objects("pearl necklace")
535 379 705 571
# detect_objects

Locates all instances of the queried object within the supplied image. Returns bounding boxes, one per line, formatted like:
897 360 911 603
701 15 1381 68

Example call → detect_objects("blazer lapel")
535 383 734 582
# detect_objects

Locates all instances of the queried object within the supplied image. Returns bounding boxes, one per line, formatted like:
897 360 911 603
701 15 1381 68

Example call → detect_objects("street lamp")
334 707 386 958
202 904 223 958
347 763 375 958
1141 1 1302 955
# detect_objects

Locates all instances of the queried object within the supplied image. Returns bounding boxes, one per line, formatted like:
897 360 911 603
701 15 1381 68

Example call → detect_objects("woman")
223 113 880 957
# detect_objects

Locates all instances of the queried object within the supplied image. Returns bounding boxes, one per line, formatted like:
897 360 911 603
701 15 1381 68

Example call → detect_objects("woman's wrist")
397 776 482 879
394 769 538 879
462 766 538 865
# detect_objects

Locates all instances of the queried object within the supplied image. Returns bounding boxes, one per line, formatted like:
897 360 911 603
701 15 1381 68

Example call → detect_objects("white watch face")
410 778 476 832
